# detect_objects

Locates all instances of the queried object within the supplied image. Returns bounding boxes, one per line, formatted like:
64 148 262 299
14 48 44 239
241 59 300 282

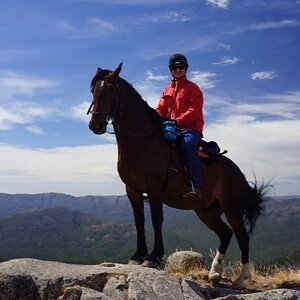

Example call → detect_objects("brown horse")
88 64 267 288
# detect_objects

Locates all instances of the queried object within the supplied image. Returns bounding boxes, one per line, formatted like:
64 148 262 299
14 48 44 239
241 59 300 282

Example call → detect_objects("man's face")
170 65 187 79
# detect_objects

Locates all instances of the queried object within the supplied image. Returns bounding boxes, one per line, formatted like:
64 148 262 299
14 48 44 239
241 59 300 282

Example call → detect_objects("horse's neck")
117 91 158 135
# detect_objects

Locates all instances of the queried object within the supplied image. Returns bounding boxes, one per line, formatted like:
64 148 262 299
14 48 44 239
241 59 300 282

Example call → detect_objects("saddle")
170 140 227 168
198 140 228 158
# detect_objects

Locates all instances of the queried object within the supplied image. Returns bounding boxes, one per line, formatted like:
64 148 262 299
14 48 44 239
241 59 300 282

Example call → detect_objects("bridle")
87 76 160 137
87 76 120 128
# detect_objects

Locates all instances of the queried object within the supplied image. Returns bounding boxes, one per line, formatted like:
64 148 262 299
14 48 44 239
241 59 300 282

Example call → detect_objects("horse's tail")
244 179 269 234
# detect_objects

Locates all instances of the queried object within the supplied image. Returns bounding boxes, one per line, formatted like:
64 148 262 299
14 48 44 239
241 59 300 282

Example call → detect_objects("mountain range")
0 193 299 267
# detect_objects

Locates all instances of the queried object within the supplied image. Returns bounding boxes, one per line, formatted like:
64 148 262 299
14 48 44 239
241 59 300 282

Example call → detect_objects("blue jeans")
179 129 203 187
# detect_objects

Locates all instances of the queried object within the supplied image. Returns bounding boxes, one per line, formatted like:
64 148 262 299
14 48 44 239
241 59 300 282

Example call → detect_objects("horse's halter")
87 76 120 130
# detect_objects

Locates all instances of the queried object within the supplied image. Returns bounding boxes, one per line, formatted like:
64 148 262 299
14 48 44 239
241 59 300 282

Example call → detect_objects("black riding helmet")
169 53 188 68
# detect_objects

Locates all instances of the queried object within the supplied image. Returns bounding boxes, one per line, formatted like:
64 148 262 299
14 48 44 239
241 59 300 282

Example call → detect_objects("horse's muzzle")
89 120 106 135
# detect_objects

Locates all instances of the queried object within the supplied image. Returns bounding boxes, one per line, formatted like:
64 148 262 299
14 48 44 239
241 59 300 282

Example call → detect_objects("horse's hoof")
209 271 222 283
231 279 245 290
128 259 143 265
141 260 160 269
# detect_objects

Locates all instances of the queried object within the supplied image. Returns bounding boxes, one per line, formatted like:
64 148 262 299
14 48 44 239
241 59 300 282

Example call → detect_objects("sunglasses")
171 65 186 71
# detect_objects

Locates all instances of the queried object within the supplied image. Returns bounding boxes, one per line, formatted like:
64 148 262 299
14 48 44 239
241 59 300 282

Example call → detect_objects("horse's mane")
90 68 162 125
118 77 162 124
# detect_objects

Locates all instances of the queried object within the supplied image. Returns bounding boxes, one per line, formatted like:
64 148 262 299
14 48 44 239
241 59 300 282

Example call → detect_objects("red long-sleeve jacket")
156 76 204 134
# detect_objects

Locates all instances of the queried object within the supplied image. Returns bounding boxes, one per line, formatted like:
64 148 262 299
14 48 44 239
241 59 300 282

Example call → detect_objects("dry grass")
252 263 300 288
165 264 209 281
165 252 300 289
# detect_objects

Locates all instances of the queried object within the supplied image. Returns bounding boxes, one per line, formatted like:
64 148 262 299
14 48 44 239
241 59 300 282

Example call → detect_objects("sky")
0 0 299 197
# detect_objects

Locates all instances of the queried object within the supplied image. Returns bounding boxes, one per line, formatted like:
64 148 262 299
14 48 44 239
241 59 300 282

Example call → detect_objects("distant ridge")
0 192 299 266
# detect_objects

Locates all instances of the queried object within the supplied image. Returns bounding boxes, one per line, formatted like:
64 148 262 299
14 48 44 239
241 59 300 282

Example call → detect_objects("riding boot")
182 181 202 199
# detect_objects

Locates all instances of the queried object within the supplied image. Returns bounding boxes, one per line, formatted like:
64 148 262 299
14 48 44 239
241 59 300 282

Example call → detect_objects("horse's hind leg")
195 207 233 283
226 214 251 289
126 185 148 265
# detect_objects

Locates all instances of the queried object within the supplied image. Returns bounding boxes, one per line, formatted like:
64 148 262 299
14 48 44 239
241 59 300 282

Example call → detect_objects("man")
156 53 204 199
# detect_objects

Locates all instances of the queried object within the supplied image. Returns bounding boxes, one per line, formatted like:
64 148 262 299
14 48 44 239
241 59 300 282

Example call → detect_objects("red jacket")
156 76 204 134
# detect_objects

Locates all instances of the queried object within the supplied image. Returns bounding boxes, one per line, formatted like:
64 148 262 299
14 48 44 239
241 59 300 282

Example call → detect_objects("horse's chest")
117 154 163 187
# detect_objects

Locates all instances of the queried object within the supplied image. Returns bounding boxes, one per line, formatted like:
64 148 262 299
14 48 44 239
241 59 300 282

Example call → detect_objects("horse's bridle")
87 76 120 128
87 75 160 137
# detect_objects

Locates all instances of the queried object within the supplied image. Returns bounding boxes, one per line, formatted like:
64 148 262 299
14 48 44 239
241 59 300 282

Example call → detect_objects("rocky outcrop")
165 250 207 273
0 258 299 300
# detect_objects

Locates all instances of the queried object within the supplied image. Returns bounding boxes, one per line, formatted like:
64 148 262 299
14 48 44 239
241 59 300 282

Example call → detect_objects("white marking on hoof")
233 263 251 289
209 270 222 283
141 260 160 269
128 259 143 265
209 250 224 283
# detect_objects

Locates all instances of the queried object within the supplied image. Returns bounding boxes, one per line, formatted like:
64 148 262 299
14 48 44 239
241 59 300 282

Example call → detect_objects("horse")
87 63 267 288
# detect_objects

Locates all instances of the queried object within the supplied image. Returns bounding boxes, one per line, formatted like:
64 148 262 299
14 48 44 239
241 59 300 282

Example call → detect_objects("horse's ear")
112 63 122 78
96 67 102 74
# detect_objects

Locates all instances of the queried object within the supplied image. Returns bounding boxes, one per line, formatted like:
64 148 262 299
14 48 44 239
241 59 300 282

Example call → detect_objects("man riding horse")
156 54 204 200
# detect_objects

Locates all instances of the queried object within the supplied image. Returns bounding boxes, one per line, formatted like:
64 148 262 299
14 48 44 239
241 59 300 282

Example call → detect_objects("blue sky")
0 0 299 196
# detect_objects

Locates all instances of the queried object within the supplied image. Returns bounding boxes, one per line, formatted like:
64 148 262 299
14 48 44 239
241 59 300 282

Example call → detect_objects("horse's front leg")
142 195 164 268
126 185 148 265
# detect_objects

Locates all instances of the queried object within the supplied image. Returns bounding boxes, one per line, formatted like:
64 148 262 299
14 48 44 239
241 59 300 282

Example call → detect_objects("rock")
102 274 127 299
0 257 299 300
58 286 113 299
214 288 300 300
181 279 207 299
165 250 207 273
128 269 184 300
0 258 138 299
0 273 39 299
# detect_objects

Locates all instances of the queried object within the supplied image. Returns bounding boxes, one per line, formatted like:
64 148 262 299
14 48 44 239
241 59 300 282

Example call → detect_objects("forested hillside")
0 193 299 266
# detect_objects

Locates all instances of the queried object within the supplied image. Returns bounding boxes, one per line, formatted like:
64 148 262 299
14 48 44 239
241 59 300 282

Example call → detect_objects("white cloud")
206 90 300 121
250 71 277 80
0 72 58 130
56 18 120 39
0 107 23 130
189 71 217 89
25 125 44 135
70 101 91 123
233 19 300 34
218 43 231 50
132 11 192 25
0 71 55 99
135 37 215 59
0 102 55 131
231 102 299 120
206 0 230 9
212 56 239 66
203 90 300 196
247 19 300 30
263 90 300 103
204 94 300 195
0 144 124 196
146 71 168 81
205 117 300 195
134 80 164 108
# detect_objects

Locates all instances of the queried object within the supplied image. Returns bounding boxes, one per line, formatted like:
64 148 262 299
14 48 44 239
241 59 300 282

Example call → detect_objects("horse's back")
202 154 250 210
